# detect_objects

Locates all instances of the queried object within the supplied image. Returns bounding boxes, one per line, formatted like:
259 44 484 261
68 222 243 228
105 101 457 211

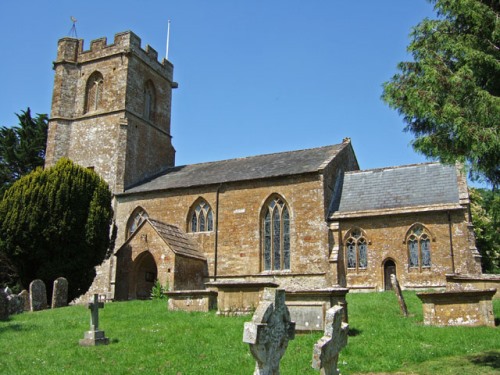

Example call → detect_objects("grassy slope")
0 292 498 374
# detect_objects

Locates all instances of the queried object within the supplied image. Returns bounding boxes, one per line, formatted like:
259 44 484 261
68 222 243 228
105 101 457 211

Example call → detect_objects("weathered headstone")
0 289 9 321
79 294 109 346
30 279 47 312
18 290 30 311
243 288 296 375
51 277 68 309
312 305 349 375
390 274 408 317
5 287 23 315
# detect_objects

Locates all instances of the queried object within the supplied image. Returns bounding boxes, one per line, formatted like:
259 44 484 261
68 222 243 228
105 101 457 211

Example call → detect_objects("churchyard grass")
0 291 498 374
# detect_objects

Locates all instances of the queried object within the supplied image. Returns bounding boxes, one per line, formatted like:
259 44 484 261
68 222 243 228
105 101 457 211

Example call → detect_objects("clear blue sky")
0 1 440 173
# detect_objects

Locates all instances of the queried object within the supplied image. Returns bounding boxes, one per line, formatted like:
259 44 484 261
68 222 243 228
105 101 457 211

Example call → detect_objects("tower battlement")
55 31 173 81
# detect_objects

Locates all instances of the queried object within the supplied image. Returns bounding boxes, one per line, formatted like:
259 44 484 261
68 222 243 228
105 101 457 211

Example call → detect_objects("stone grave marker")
79 294 109 346
0 289 8 321
243 288 296 375
30 279 47 312
18 290 30 311
390 274 408 317
312 305 349 375
4 287 23 315
51 277 68 309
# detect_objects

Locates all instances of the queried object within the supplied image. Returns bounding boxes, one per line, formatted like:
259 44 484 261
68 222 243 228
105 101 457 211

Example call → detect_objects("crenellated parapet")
54 31 174 82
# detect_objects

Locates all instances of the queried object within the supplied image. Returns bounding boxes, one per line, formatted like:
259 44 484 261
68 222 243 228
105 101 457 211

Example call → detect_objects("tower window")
262 195 290 271
85 71 104 113
144 80 156 122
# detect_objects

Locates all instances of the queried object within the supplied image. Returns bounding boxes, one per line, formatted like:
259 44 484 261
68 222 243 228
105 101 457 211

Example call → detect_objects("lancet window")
85 71 104 113
189 199 213 232
262 195 290 271
345 228 368 270
143 80 156 121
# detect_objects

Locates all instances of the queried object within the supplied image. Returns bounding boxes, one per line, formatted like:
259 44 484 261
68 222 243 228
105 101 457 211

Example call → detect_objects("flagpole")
166 20 171 60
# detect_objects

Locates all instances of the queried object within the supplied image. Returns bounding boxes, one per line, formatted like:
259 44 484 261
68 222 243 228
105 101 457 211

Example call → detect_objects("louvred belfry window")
85 71 104 113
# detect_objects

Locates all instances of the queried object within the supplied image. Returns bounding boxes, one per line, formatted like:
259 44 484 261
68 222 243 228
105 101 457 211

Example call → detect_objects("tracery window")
345 228 368 270
189 199 213 232
406 224 431 269
85 71 104 113
127 208 149 239
262 195 290 271
143 80 156 121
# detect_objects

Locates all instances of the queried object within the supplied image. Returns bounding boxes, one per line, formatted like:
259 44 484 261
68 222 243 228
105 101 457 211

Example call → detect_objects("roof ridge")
345 161 445 175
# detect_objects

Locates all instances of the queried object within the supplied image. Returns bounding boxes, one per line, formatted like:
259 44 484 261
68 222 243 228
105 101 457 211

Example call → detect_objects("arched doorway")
383 259 396 291
132 251 158 299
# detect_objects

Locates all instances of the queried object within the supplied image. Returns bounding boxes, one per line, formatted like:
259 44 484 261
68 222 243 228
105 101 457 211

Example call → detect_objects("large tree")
0 158 113 301
382 0 499 187
0 108 48 196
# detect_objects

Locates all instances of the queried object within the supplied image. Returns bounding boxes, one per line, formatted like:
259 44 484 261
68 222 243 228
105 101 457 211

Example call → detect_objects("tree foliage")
0 108 48 196
382 0 500 188
470 187 500 273
0 158 113 301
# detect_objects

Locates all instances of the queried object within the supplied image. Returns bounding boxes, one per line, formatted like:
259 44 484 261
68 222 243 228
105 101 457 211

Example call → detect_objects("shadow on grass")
0 323 24 333
469 351 500 370
495 318 500 326
347 327 362 337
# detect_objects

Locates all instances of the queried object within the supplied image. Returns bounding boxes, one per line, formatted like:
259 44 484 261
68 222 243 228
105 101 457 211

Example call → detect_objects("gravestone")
5 287 23 315
79 294 109 346
0 289 8 321
312 305 349 375
18 290 30 311
51 277 68 309
243 288 296 375
390 274 408 317
29 279 47 312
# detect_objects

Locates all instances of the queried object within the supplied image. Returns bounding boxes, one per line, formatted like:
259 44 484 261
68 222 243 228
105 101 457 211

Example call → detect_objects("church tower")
45 31 177 193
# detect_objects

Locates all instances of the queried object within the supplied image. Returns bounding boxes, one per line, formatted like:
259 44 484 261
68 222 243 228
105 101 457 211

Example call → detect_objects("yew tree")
382 0 499 188
0 158 113 301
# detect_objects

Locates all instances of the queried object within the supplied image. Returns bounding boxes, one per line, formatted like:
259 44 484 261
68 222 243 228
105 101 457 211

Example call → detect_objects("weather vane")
68 16 78 38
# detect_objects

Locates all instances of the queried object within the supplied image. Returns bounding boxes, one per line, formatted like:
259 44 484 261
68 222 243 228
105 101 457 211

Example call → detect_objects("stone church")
45 31 482 328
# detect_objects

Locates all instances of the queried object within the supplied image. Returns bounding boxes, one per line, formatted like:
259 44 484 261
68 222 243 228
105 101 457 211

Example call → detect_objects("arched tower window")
127 208 149 239
406 224 432 269
345 228 368 271
189 199 213 232
85 71 104 113
262 195 290 271
143 80 156 121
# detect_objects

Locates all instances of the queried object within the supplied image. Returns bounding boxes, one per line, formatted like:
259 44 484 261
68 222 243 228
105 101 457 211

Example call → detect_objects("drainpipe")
214 184 222 281
447 211 456 274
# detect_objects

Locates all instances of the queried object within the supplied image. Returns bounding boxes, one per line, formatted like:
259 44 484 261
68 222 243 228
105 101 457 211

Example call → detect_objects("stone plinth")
417 289 496 327
206 281 279 316
79 330 110 346
166 290 217 312
285 288 349 331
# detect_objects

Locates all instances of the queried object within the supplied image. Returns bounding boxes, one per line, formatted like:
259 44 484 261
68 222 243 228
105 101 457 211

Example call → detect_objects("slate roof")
332 163 460 214
147 219 206 260
122 143 347 195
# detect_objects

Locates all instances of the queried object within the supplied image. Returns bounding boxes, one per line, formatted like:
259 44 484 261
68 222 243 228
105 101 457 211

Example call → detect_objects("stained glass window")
127 209 149 239
189 199 213 233
262 196 290 271
345 228 368 271
407 225 432 269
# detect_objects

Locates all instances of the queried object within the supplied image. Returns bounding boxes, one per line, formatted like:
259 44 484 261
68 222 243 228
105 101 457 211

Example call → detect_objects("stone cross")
390 274 408 317
243 288 296 375
79 294 109 346
312 305 349 375
29 279 47 312
51 277 68 309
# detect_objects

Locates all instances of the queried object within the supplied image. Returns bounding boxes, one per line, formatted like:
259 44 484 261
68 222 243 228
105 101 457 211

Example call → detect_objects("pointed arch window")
345 228 368 271
406 224 432 269
127 208 149 239
262 195 290 271
189 199 213 233
85 71 104 113
144 80 156 122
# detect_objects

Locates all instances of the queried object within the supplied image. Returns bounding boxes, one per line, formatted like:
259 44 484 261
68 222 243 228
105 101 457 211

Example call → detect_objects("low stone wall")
446 274 500 299
417 289 496 327
166 290 217 312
